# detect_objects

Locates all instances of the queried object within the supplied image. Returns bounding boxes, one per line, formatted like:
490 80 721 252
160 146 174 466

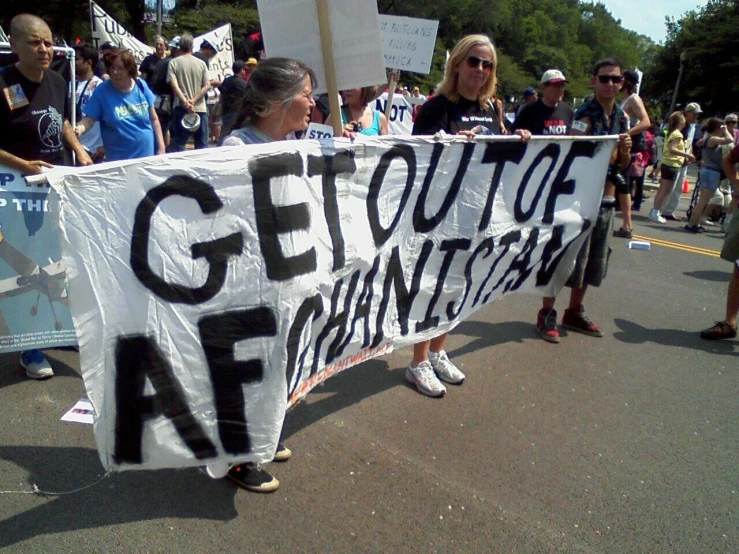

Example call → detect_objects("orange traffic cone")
682 179 690 194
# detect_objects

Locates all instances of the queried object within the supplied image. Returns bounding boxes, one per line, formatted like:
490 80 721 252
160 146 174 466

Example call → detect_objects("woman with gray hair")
215 57 316 494
222 57 317 145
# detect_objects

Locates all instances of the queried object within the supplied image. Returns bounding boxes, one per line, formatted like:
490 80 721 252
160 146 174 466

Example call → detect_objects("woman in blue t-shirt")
75 49 165 162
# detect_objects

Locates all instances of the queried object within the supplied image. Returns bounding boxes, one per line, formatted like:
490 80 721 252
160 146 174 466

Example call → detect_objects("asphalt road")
0 189 736 553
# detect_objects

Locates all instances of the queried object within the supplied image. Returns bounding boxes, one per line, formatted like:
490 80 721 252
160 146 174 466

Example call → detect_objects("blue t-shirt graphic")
83 79 156 161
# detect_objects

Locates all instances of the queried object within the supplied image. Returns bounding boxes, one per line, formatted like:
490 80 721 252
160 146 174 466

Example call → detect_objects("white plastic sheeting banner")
49 135 615 472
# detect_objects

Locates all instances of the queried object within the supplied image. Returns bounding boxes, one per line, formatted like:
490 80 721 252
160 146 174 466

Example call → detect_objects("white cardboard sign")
379 15 439 74
257 0 387 94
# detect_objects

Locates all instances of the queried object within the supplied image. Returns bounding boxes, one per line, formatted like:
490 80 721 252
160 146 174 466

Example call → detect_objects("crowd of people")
1 14 738 495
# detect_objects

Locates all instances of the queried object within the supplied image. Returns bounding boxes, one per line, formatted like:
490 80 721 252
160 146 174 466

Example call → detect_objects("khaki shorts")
566 206 614 289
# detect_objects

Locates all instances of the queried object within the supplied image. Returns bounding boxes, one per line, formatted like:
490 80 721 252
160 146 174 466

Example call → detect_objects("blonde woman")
650 111 694 224
407 34 530 397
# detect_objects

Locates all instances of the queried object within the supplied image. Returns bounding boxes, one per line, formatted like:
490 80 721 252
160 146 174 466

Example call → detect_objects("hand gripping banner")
48 135 615 472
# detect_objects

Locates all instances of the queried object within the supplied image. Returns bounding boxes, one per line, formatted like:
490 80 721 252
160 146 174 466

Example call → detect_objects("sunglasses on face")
466 55 494 71
727 121 738 125
596 75 624 84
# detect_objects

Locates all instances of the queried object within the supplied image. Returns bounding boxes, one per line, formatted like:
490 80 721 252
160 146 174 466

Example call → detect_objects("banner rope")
0 472 110 496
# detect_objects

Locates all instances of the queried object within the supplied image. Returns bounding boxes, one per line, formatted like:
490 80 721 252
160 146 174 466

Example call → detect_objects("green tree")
642 0 739 116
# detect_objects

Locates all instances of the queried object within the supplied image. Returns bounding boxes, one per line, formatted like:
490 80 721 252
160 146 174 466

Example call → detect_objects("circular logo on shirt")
38 106 63 149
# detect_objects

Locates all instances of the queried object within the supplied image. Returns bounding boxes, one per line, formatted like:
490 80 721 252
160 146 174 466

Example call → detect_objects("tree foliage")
642 0 739 118
3 0 659 103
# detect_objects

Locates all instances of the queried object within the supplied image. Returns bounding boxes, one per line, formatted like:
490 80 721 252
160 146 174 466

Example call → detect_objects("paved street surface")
1 187 737 553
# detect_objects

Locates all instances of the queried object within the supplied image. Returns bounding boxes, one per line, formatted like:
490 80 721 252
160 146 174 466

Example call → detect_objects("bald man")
0 14 91 379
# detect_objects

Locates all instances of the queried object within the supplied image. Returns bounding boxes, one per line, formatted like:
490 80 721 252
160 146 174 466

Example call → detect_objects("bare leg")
568 286 587 310
412 341 430 367
653 178 675 211
429 333 448 353
727 263 739 327
542 296 555 310
688 189 714 227
618 192 633 230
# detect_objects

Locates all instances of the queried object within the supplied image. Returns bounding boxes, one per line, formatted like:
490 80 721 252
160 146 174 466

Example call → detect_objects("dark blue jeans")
171 107 209 152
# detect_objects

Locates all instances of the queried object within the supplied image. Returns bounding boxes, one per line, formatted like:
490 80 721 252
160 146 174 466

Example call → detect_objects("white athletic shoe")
405 361 446 397
700 217 718 227
428 350 466 384
20 349 54 379
648 209 666 224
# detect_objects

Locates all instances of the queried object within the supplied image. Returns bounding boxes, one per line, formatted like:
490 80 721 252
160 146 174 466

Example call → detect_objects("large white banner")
90 1 153 63
257 0 387 94
49 136 615 472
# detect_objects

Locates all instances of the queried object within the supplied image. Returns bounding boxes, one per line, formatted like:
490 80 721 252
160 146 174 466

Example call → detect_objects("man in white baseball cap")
512 69 573 136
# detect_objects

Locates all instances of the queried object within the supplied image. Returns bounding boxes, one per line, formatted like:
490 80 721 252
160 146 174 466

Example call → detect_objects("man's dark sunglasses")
597 75 624 84
466 55 494 71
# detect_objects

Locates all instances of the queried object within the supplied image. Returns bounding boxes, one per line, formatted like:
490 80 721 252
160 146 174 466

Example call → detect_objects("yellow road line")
632 234 721 258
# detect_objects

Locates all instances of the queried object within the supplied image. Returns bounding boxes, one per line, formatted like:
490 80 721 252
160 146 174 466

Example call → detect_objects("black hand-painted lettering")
413 142 474 233
198 307 277 455
312 271 361 374
514 143 560 223
307 151 357 271
130 175 243 305
490 228 540 295
543 141 597 224
337 255 380 357
286 294 324 400
113 335 217 465
249 152 316 281
372 241 433 347
417 238 471 332
447 237 494 320
473 230 521 306
478 142 527 230
536 220 592 286
367 145 416 247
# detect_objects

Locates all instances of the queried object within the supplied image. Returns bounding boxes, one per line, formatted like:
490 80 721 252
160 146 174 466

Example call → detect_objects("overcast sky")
598 0 709 43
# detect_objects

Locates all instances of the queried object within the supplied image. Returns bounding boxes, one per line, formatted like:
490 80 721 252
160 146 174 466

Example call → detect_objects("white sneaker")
700 217 718 227
405 361 446 397
20 349 54 379
648 209 666 224
428 350 466 384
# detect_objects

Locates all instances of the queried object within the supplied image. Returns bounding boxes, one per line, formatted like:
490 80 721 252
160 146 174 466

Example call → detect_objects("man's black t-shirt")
511 99 573 135
140 54 170 94
0 65 70 165
412 95 502 135
193 52 211 70
219 74 247 115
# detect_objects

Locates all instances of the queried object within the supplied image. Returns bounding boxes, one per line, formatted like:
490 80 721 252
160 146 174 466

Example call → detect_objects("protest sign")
90 2 154 63
193 24 234 82
0 164 75 352
257 0 387 95
372 92 425 135
304 122 334 139
379 15 438 74
50 135 615 472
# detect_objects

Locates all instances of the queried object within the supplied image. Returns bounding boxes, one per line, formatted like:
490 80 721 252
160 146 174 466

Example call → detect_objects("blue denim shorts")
699 167 721 192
